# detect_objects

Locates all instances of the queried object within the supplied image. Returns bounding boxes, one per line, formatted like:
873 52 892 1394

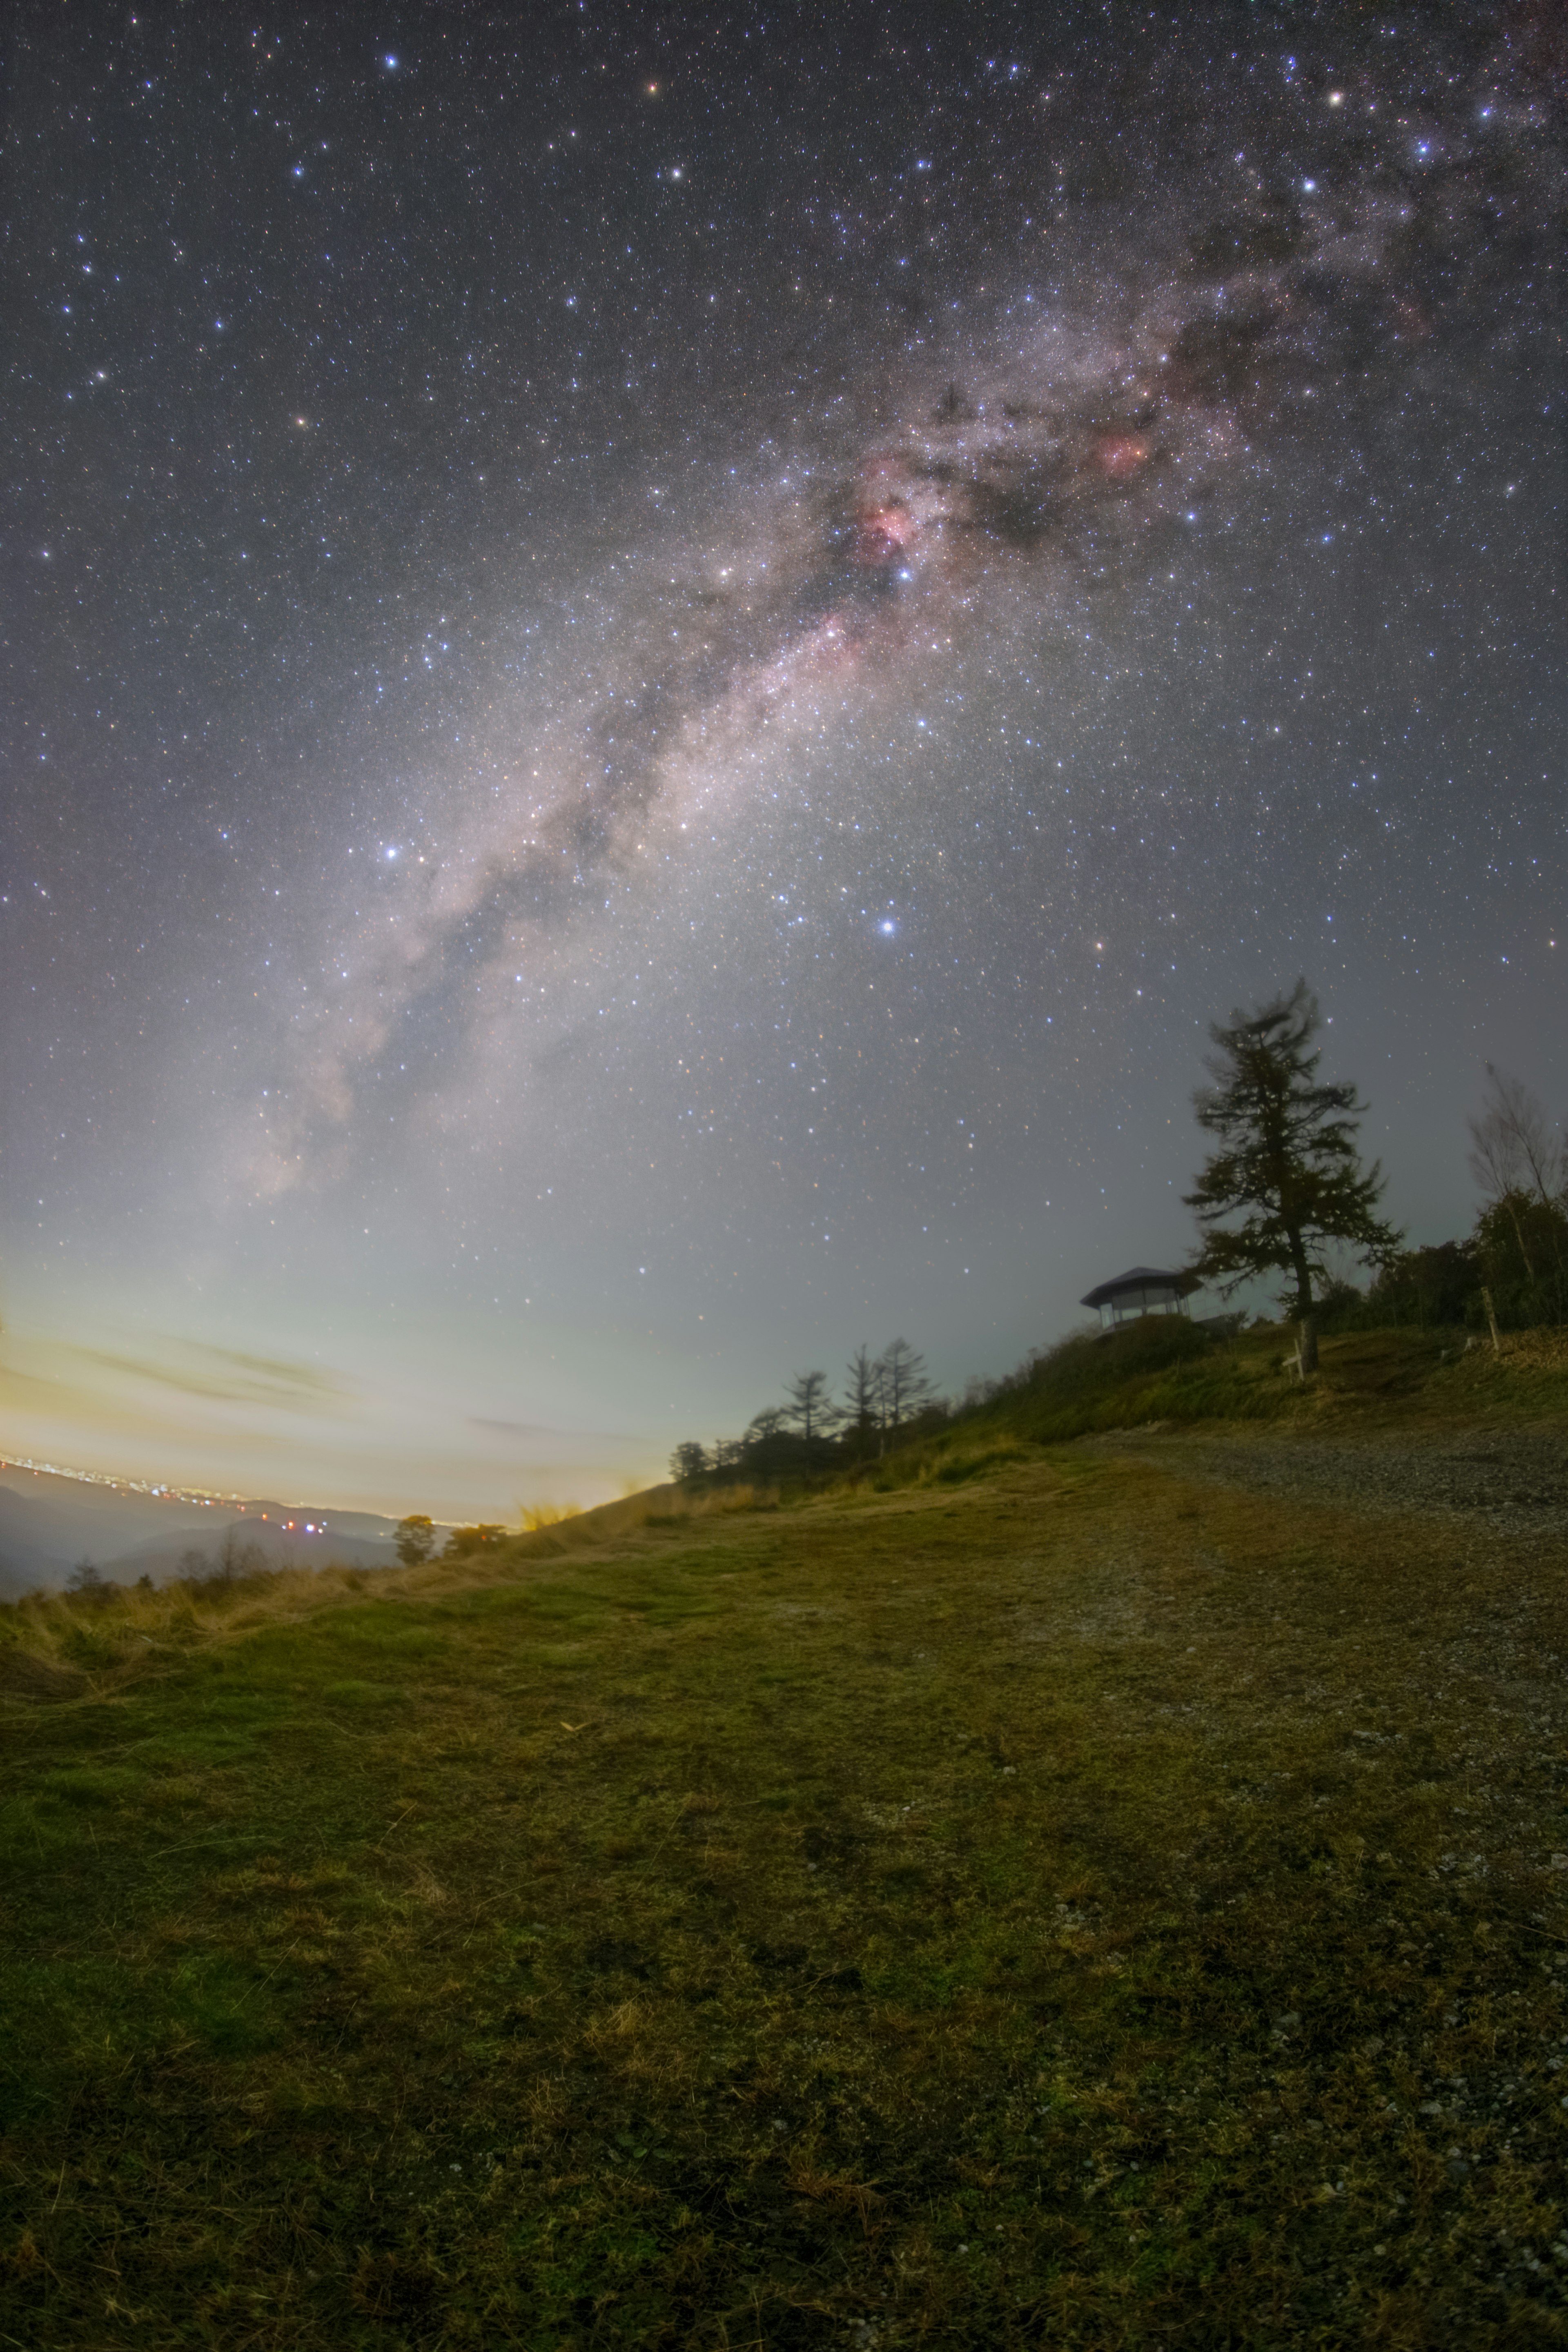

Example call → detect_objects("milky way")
5 5 1563 1510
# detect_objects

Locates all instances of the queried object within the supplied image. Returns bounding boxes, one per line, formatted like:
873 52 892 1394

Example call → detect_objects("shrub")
442 1523 508 1561
1364 1239 1482 1330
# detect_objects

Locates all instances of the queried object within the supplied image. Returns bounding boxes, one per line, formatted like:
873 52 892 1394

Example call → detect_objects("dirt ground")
1108 1423 1568 1551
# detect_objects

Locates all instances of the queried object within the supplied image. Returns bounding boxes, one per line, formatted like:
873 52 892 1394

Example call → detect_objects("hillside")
0 1472 220 1599
100 1521 401 1588
3 1332 1568 2346
673 1319 1568 1511
882 1314 1568 1461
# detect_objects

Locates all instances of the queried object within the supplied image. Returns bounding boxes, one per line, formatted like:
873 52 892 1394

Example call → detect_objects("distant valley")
0 1461 403 1597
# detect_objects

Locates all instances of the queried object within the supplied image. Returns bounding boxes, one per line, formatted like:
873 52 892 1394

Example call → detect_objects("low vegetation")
4 1330 1568 2346
671 1316 1568 1514
929 1315 1568 1454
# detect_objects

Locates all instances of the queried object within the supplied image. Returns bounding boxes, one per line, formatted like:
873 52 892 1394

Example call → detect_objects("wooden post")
1481 1286 1501 1356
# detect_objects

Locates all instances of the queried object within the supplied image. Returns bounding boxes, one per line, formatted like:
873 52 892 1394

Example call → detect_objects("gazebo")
1080 1265 1200 1331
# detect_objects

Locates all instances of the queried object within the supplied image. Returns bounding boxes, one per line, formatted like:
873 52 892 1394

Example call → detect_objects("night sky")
4 3 1563 1518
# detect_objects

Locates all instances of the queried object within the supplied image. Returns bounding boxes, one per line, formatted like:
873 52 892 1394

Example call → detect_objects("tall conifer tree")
1186 981 1401 1370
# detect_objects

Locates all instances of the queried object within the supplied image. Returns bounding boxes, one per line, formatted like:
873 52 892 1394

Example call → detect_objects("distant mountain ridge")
0 1463 408 1598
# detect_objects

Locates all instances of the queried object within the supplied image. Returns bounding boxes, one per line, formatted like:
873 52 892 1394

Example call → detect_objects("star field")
3 3 1563 1513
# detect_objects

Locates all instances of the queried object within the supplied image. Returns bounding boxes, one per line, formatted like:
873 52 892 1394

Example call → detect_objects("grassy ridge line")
4 1327 1566 1704
936 1319 1568 1450
756 1321 1568 1504
3 1419 1568 2347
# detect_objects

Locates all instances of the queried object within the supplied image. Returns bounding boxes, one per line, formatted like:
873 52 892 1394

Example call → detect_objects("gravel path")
1114 1426 1568 1548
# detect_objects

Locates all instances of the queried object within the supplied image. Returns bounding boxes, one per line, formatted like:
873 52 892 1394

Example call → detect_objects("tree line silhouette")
670 1338 943 1486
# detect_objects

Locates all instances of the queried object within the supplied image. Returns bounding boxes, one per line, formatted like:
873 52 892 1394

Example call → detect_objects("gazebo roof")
1079 1265 1200 1310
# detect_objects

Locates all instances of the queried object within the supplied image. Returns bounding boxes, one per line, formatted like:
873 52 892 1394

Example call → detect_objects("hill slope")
843 1316 1568 1480
4 1355 1568 2345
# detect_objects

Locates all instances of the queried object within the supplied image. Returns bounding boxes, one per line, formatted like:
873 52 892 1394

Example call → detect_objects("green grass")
855 1322 1568 1494
4 1356 1568 2347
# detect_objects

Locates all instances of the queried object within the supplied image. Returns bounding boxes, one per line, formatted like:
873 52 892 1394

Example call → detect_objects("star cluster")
3 4 1561 1510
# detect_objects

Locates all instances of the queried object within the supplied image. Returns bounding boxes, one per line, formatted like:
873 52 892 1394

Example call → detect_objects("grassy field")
4 1333 1568 2348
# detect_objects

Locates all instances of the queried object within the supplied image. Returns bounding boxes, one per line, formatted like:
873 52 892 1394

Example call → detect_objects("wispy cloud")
468 1414 566 1439
72 1340 352 1410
